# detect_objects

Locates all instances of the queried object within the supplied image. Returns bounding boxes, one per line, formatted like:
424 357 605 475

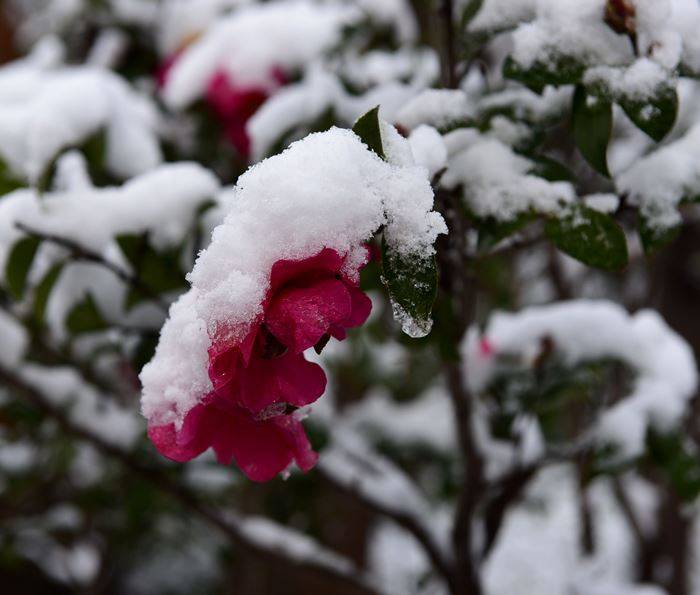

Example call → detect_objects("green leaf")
528 155 575 182
620 85 678 142
476 212 537 250
545 205 628 270
352 106 385 160
460 0 484 27
638 216 680 255
66 294 108 334
503 55 586 93
647 430 700 501
116 233 186 311
5 236 41 300
133 333 159 373
0 159 23 196
380 236 438 338
33 263 63 323
572 85 612 177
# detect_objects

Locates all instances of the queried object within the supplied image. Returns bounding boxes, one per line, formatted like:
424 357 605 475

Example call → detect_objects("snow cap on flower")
140 124 446 436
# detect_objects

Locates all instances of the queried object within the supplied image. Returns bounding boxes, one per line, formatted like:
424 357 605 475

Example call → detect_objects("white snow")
247 65 431 161
0 162 219 273
584 58 674 102
0 54 162 183
0 309 29 368
141 127 446 428
616 123 700 231
466 300 698 459
468 0 537 32
161 0 358 110
508 0 633 71
396 89 473 131
442 130 575 221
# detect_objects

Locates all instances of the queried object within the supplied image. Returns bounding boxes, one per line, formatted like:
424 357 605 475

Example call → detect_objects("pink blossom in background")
148 248 371 481
157 50 286 159
205 68 286 159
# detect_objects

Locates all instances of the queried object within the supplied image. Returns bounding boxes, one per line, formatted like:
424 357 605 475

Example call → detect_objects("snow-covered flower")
148 247 372 480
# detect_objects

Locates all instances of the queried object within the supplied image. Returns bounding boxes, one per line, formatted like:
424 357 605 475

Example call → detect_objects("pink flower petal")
272 415 318 472
345 285 373 328
270 248 343 291
266 278 352 352
148 404 212 463
217 412 301 481
272 353 327 407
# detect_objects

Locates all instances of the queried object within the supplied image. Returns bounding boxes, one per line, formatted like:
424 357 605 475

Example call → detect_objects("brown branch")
317 465 456 591
445 361 485 595
440 0 459 89
481 465 537 557
15 222 170 314
0 365 381 595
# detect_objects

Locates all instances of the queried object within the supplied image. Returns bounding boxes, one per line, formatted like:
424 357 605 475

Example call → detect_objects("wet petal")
266 278 352 352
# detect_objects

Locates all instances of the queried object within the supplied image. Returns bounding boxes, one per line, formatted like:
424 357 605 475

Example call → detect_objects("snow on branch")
0 39 162 183
465 300 698 459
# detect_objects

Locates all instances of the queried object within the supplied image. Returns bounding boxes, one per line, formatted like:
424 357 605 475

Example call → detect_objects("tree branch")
317 445 455 590
0 365 381 595
15 222 169 314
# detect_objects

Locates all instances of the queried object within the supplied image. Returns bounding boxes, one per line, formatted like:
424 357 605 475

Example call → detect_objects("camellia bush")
3 0 700 593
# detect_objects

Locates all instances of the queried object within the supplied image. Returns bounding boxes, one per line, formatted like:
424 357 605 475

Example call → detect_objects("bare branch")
0 365 381 595
15 222 170 314
317 439 455 590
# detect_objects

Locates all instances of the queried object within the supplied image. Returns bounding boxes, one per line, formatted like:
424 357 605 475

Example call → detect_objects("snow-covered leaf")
572 85 612 177
545 204 627 271
619 84 678 143
5 236 41 300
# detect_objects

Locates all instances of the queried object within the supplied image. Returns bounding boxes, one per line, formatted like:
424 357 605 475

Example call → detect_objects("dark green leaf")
380 236 437 338
572 85 612 177
638 216 680 255
477 212 537 250
33 263 64 323
460 0 484 26
545 205 628 270
503 55 586 93
647 430 700 501
0 159 23 196
528 155 575 182
133 333 159 373
66 294 108 334
352 106 385 159
620 85 678 142
5 236 41 300
116 233 186 310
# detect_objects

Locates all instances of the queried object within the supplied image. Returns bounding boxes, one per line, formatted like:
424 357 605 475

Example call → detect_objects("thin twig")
0 365 381 595
317 465 456 591
15 222 169 314
440 0 459 89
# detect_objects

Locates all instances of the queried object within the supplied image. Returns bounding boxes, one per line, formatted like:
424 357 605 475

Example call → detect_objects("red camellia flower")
157 49 285 160
205 69 286 159
148 394 318 482
149 248 372 481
